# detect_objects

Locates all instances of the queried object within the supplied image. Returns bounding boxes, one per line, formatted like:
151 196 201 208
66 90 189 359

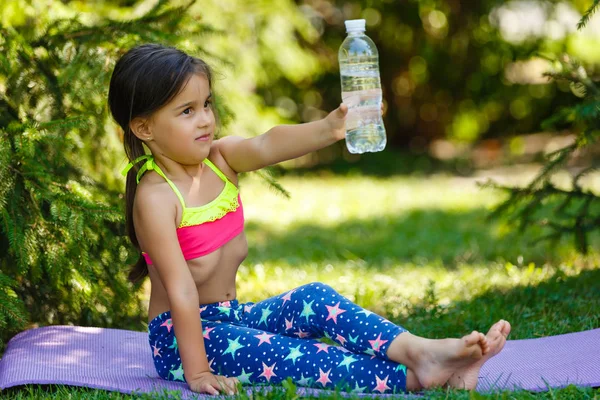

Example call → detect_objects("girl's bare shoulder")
208 138 240 184
133 174 179 217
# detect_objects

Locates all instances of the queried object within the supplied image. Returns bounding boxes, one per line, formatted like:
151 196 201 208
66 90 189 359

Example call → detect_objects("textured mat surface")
0 326 598 398
476 327 600 391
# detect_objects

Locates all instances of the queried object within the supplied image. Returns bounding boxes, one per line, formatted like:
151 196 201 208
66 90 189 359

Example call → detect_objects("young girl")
108 44 510 395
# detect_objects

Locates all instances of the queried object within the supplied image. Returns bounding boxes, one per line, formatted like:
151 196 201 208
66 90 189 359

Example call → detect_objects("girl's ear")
130 117 153 142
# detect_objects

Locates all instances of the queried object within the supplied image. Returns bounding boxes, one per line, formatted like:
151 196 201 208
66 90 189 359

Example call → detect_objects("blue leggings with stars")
148 282 408 394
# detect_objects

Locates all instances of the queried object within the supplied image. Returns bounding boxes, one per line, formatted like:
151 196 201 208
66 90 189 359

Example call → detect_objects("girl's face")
145 73 215 164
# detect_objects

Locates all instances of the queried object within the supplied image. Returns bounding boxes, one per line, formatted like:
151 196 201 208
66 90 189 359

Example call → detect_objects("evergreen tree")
0 0 321 350
0 0 220 349
485 5 600 254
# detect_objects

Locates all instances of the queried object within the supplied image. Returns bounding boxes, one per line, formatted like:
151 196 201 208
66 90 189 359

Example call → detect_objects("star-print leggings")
148 282 408 394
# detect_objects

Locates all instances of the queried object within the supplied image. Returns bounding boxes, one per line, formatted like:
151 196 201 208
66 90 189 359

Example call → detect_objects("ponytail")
124 133 148 283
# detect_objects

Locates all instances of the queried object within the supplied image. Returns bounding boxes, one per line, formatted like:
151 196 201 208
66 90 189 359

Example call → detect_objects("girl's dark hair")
108 43 214 283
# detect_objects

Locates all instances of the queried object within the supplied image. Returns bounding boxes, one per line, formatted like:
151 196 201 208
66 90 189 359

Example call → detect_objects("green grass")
2 170 599 399
2 383 599 399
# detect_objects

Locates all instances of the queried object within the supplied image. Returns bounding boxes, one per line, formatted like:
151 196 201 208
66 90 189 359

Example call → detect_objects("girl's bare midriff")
147 232 248 323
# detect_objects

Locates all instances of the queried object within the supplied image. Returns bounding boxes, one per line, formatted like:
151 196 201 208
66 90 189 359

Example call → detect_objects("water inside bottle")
340 61 386 153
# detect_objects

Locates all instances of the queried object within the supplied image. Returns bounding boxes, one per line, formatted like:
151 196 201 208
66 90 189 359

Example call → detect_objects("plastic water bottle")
339 19 386 154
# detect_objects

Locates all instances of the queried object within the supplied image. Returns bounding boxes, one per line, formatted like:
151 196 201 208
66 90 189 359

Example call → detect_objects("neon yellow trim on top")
121 155 240 228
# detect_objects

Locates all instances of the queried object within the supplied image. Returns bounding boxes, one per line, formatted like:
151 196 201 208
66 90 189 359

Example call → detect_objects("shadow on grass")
401 267 600 340
245 207 593 268
282 150 462 177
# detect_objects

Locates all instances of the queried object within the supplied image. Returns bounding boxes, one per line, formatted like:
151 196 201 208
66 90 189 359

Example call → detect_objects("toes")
479 333 490 354
461 332 485 358
484 325 509 357
488 320 504 335
477 332 486 343
487 328 503 343
489 320 511 339
463 331 482 346
500 320 512 338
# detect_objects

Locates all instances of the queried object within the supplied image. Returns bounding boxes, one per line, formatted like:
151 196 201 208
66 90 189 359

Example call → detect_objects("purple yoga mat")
0 326 598 398
476 328 600 391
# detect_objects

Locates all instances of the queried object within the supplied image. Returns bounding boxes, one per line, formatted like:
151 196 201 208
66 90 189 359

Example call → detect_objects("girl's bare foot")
407 331 487 389
447 319 511 390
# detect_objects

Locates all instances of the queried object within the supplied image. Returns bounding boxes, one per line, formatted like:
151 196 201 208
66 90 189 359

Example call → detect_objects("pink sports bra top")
122 155 245 265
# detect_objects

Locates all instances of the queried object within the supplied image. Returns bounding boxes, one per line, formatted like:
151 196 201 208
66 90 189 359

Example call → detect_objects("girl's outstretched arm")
134 185 237 395
217 104 348 173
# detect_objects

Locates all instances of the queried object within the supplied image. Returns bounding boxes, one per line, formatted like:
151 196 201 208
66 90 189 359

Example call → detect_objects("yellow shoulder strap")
121 155 186 208
203 159 229 183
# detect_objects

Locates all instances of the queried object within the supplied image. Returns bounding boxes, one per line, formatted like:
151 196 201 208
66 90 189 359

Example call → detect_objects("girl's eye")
182 107 193 115
204 100 212 108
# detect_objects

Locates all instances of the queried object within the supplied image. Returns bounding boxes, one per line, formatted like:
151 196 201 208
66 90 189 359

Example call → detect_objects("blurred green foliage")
0 0 321 347
486 55 599 254
296 0 600 253
294 0 600 149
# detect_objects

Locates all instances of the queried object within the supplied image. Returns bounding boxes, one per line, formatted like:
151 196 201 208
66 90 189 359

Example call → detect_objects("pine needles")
0 0 219 348
484 54 600 254
577 0 600 30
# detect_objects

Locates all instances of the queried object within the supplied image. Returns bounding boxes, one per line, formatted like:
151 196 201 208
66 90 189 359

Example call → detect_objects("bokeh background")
3 0 600 168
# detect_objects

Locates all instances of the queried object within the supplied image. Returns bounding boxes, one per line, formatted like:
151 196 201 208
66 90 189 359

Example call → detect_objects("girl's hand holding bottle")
325 103 349 142
324 102 384 143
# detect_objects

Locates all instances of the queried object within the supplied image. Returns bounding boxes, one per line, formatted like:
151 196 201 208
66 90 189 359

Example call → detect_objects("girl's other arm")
134 188 237 395
217 104 348 173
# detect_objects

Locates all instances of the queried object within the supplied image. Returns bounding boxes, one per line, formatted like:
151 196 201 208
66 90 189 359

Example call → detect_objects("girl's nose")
197 110 213 127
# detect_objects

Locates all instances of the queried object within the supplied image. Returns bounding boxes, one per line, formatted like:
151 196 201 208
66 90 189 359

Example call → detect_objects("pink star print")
203 327 215 339
219 301 231 307
160 319 173 333
335 334 347 345
259 362 277 382
325 302 347 324
295 328 311 338
199 306 207 313
254 332 275 346
244 304 254 313
152 344 161 357
374 375 391 393
368 333 388 352
314 342 330 353
285 317 295 330
316 368 332 387
281 290 295 305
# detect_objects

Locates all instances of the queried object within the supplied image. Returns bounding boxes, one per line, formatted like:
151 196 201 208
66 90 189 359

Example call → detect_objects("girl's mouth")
195 134 211 141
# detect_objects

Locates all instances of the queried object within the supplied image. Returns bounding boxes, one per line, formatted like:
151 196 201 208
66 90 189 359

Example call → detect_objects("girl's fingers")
215 382 231 395
223 379 235 391
216 377 236 395
205 383 219 396
227 378 238 388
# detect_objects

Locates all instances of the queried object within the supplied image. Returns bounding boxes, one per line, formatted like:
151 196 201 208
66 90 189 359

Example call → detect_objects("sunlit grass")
237 172 599 340
4 171 599 399
242 173 501 225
